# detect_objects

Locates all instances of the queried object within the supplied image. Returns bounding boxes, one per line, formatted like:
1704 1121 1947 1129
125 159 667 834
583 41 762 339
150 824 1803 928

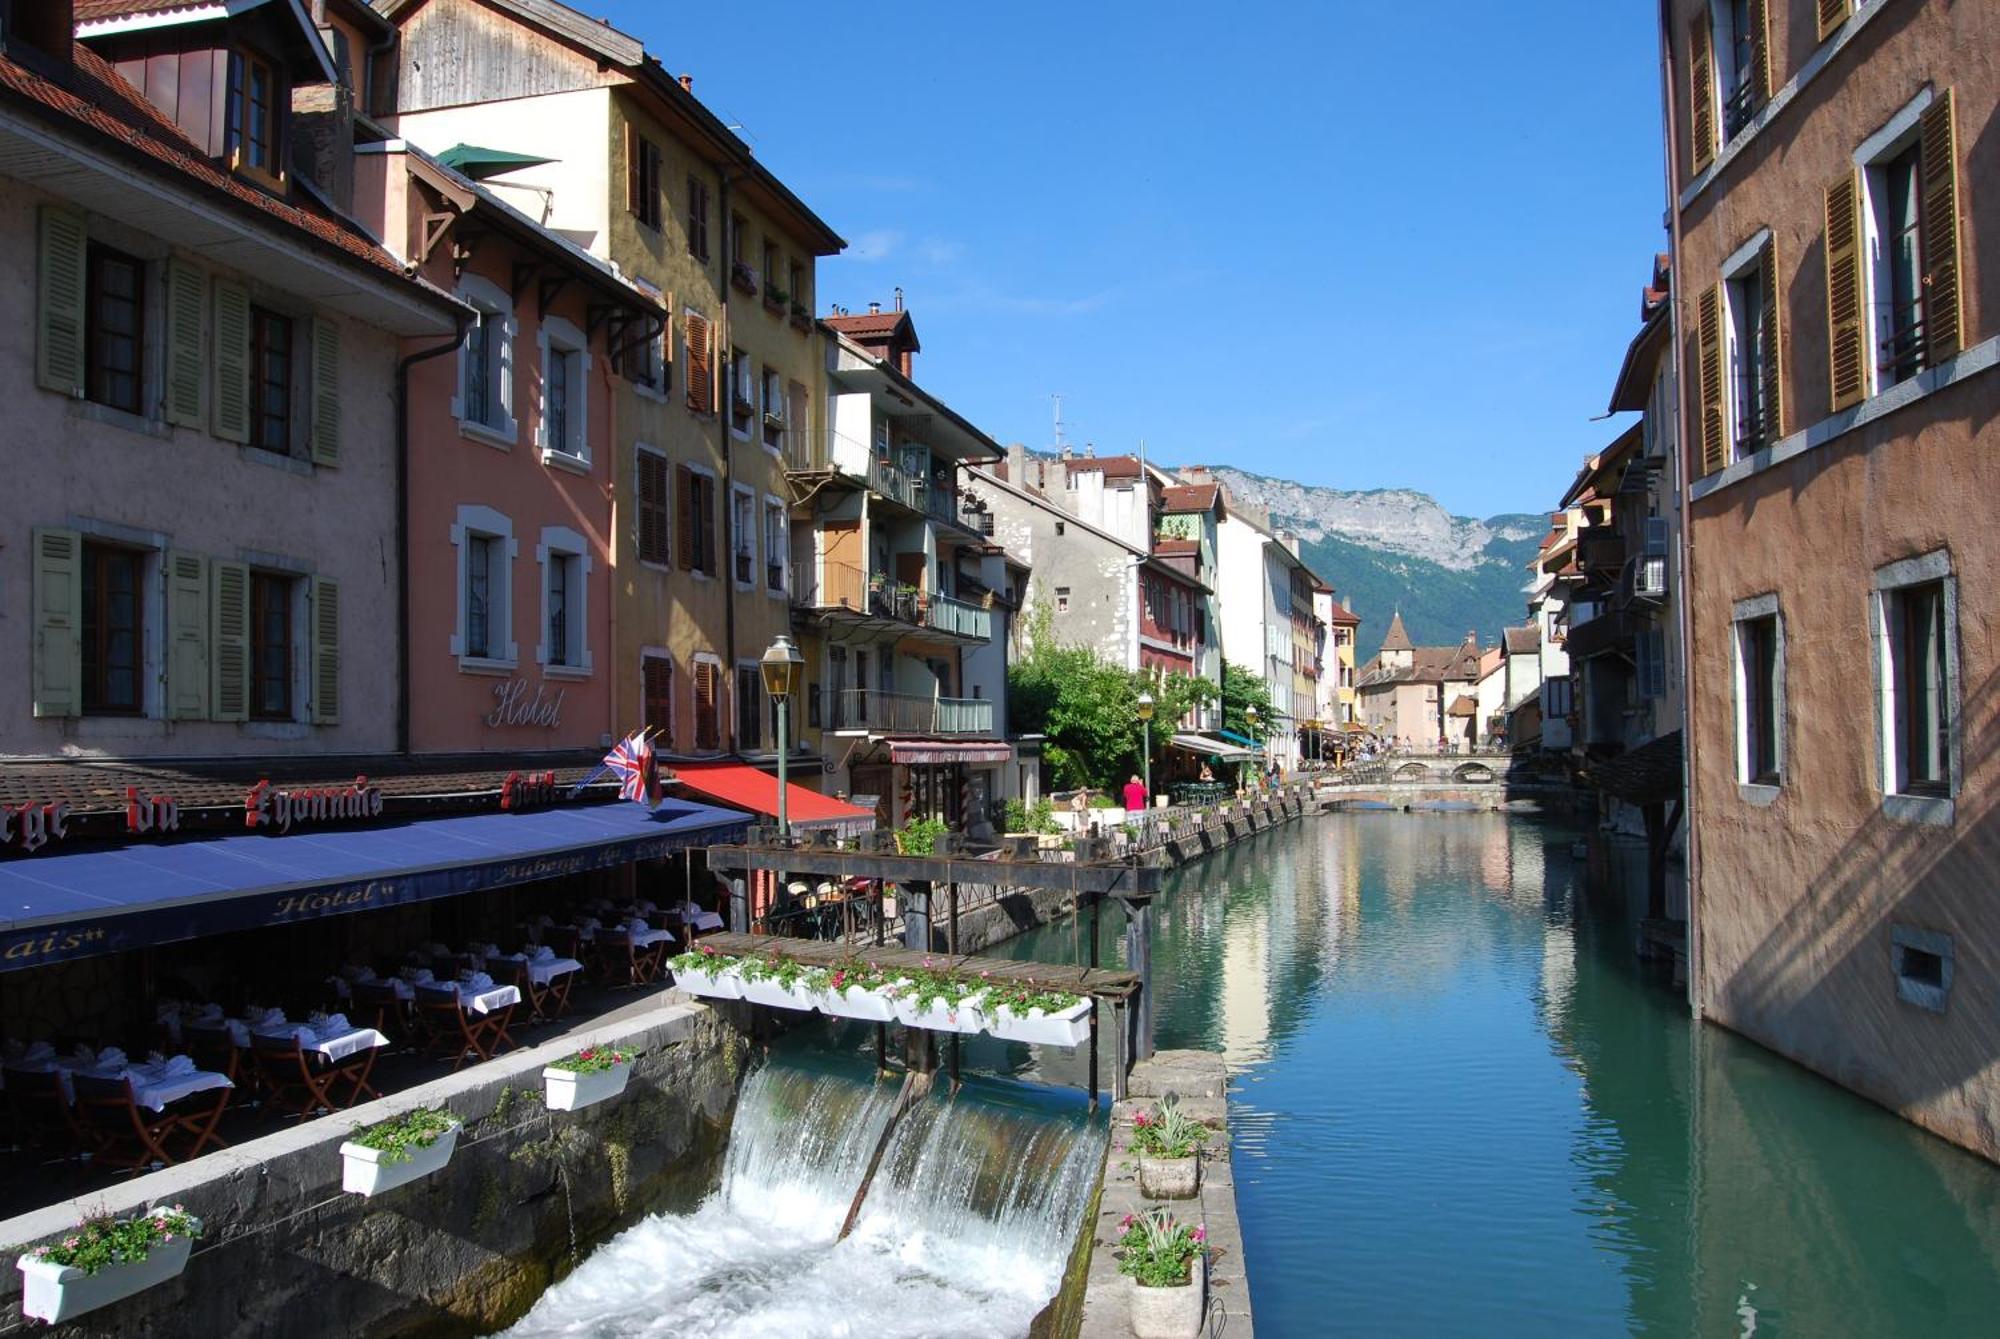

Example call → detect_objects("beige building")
1664 0 1999 1159
1356 614 1483 751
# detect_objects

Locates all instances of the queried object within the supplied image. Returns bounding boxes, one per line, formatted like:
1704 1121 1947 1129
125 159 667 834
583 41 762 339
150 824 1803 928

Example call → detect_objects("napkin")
316 1013 351 1038
627 917 650 934
579 917 601 933
13 1040 55 1067
159 1054 196 1078
470 942 500 959
530 945 555 963
155 1000 184 1023
96 1046 128 1069
460 971 495 994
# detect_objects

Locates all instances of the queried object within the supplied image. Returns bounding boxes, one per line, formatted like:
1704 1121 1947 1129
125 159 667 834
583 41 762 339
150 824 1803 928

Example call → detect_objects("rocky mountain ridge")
1203 467 1545 573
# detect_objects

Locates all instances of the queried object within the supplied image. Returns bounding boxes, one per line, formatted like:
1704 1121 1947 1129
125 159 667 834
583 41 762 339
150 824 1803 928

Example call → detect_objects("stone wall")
0 999 747 1337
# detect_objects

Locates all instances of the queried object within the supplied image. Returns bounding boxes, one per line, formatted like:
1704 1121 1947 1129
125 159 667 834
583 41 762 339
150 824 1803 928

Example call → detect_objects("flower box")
543 1061 630 1112
340 1121 460 1197
1138 1151 1199 1200
987 997 1093 1048
1129 1252 1205 1339
813 981 898 1023
671 961 741 1000
17 1216 199 1324
737 976 816 1012
892 988 988 1034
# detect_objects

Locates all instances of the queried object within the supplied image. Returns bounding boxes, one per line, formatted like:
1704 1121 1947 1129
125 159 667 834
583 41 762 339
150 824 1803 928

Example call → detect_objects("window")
680 466 717 576
249 571 292 720
455 277 515 439
537 527 590 673
1056 585 1070 613
466 534 496 659
1850 89 1963 402
620 282 667 394
1733 602 1783 788
225 50 282 181
761 366 785 451
686 175 710 261
546 345 570 450
637 447 671 566
250 307 292 455
1543 674 1572 719
683 307 714 415
1718 0 1763 140
453 506 514 666
1723 244 1776 457
764 498 788 593
1871 143 1925 387
729 347 752 431
81 543 143 715
642 653 674 747
730 486 756 587
731 215 749 269
1875 554 1956 815
1637 625 1667 700
1055 521 1066 536
1892 926 1951 1013
693 656 722 751
762 240 779 295
736 663 763 751
629 133 662 231
538 316 589 464
788 260 805 313
85 244 143 415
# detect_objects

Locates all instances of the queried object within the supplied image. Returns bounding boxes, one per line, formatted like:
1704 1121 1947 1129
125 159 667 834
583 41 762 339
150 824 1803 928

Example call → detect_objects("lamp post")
760 635 805 837
1246 703 1262 784
1136 689 1155 805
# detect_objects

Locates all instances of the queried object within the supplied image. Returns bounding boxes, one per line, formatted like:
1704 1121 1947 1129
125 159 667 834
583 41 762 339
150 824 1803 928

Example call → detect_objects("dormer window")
225 50 284 184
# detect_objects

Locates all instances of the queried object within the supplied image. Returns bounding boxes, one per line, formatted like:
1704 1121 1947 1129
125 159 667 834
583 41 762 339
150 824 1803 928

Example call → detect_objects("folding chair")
351 979 410 1041
3 1067 80 1155
248 1034 341 1119
323 1037 384 1109
414 986 507 1070
505 957 574 1022
70 1074 186 1168
161 1084 231 1161
593 929 660 987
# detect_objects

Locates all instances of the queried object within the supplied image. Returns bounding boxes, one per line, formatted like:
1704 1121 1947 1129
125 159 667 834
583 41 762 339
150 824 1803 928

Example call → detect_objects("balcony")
826 689 994 736
924 592 991 641
789 561 992 643
868 457 919 509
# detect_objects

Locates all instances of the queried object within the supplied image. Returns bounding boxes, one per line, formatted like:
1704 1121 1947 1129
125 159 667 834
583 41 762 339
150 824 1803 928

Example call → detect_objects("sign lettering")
245 776 385 833
501 770 559 811
126 787 180 836
0 801 70 853
485 677 566 730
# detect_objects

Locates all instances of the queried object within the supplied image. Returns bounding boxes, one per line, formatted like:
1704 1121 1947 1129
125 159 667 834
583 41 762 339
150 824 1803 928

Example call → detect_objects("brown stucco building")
1664 0 2000 1159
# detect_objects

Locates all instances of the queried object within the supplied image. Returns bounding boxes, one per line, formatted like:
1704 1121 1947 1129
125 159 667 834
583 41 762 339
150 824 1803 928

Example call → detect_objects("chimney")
1008 442 1028 486
894 286 904 312
868 301 882 315
12 0 75 63
678 73 693 92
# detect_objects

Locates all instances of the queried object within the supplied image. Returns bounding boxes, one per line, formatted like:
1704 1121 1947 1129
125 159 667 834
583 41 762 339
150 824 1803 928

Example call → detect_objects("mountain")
1204 467 1545 652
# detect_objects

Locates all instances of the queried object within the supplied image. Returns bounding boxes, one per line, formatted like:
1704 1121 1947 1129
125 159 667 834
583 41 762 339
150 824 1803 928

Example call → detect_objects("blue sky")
598 1 1665 517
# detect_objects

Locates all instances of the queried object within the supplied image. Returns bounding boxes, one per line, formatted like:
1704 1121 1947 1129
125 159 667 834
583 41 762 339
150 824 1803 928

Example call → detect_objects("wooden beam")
703 844 1162 896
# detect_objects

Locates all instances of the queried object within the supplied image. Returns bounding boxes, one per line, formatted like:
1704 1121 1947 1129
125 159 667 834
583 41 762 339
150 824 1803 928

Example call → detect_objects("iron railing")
826 689 994 736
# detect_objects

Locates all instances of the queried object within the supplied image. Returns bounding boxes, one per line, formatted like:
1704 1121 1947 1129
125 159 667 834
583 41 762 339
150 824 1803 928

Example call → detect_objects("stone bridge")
1332 753 1521 787
1314 754 1579 812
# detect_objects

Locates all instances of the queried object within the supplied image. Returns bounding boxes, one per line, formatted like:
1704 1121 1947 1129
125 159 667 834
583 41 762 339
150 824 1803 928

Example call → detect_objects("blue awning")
1217 729 1261 748
0 800 748 973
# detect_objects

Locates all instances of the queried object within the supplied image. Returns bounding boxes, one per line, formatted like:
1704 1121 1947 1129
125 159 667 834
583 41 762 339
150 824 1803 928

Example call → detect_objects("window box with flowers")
790 300 813 332
1118 1210 1206 1339
669 943 742 999
1130 1098 1209 1199
734 952 820 1011
886 962 988 1034
763 283 789 314
807 960 902 1022
18 1206 202 1324
730 259 758 295
543 1047 634 1112
986 979 1092 1047
340 1107 461 1197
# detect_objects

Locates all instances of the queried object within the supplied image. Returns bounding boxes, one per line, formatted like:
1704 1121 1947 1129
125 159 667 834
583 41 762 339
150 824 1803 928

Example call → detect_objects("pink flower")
1192 1226 1206 1244
1120 1214 1134 1230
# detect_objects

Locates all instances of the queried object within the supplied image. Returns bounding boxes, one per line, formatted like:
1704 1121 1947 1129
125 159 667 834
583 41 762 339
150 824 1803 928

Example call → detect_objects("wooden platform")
697 932 1141 1000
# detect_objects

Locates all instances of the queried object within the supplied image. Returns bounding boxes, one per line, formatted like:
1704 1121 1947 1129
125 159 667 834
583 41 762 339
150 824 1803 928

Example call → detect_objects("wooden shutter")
1919 89 1962 366
698 474 715 575
210 560 250 722
624 121 639 215
36 206 87 397
310 317 341 466
1688 15 1716 175
166 552 211 720
163 259 205 427
788 379 810 464
30 528 82 718
1816 0 1851 43
1695 283 1726 475
310 576 340 724
1824 170 1866 412
676 463 695 569
213 278 252 443
637 450 669 564
1758 236 1784 442
685 311 714 413
695 660 719 751
1749 0 1773 104
643 655 674 746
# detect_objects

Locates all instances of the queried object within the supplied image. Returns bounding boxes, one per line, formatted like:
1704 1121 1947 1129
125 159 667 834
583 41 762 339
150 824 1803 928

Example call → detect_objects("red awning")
671 762 876 831
885 741 1014 765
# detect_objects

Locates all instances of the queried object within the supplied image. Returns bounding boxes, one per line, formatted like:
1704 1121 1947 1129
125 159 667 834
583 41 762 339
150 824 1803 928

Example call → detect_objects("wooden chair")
70 1073 227 1168
351 979 410 1040
593 929 667 987
414 986 508 1070
545 926 583 961
3 1067 80 1154
504 957 575 1023
325 1038 384 1109
247 1034 340 1119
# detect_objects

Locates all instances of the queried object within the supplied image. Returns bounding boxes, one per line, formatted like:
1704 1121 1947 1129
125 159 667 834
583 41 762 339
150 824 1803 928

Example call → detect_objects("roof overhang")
829 337 1002 464
78 0 338 86
1608 306 1671 413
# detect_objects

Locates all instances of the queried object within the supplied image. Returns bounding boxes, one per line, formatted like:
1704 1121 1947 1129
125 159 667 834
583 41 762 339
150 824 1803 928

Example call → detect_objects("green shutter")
163 260 205 428
36 207 87 398
310 575 340 724
166 551 211 719
213 279 251 443
311 316 341 466
31 528 83 718
211 560 249 721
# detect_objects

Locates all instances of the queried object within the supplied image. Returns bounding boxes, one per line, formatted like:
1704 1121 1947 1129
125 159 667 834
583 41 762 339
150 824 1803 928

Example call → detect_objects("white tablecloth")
490 953 584 986
633 928 677 948
36 1059 233 1111
253 1024 390 1062
464 984 520 1014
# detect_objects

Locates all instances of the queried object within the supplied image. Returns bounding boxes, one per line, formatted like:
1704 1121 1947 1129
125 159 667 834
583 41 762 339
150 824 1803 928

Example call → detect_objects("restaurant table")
488 953 584 986
253 1022 391 1063
31 1056 234 1110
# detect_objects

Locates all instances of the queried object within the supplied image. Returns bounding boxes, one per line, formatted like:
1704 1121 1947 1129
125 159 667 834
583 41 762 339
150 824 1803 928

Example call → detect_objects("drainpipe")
1657 0 1701 1017
718 167 741 743
396 316 473 755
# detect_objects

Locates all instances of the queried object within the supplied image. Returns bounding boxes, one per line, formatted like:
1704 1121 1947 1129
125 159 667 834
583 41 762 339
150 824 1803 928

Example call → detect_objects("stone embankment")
0 997 746 1337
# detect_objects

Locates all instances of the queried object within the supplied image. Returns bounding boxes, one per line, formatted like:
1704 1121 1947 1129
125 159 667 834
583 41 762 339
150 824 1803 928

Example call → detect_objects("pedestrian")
1123 774 1147 813
1198 763 1215 783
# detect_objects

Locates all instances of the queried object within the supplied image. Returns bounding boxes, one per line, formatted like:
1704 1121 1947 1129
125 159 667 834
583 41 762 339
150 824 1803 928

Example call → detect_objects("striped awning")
1169 734 1258 762
886 741 1014 765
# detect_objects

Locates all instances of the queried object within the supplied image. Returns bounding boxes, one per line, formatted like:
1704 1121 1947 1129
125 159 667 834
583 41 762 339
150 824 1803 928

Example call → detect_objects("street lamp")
760 635 805 836
1136 689 1156 804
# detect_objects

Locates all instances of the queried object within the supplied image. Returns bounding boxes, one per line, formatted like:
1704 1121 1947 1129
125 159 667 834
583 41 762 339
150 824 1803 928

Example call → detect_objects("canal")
986 810 2000 1336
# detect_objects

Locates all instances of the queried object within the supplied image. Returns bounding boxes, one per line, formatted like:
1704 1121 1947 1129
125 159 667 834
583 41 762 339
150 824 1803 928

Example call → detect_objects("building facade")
1664 0 1999 1158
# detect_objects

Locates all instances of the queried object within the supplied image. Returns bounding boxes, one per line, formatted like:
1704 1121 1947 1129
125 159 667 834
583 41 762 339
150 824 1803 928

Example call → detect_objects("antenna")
1051 394 1067 452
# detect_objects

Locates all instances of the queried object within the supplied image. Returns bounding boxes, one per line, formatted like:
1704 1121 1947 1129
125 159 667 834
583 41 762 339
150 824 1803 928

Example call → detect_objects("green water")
987 812 2000 1336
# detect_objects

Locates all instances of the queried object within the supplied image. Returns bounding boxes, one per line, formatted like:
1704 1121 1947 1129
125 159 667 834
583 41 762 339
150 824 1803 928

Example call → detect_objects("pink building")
355 144 664 755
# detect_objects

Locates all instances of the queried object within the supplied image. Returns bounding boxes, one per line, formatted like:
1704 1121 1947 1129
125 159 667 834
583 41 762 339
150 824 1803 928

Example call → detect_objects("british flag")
602 731 657 806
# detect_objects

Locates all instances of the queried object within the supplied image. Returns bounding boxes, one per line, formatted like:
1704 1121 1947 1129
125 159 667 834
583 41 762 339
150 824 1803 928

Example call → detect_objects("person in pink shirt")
1123 775 1147 813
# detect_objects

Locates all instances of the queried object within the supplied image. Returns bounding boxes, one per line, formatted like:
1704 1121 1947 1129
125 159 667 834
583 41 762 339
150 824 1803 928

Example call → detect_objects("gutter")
395 316 474 754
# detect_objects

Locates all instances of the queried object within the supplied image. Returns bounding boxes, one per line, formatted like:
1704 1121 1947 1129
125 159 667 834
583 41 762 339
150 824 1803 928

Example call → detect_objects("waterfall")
499 1061 1105 1339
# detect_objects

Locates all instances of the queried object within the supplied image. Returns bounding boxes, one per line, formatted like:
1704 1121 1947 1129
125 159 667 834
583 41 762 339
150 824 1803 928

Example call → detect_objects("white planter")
737 976 817 1012
1129 1253 1205 1339
1138 1151 1200 1200
987 998 1093 1048
813 982 898 1022
892 989 988 1035
671 962 741 1000
340 1122 461 1196
17 1219 198 1324
543 1062 631 1112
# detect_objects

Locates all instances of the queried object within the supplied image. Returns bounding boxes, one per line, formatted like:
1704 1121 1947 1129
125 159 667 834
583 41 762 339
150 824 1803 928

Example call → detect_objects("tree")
1221 661 1274 745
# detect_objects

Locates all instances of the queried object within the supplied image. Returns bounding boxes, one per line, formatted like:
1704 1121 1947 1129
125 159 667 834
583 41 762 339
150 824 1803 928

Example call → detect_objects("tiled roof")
824 311 904 337
1065 454 1142 480
1379 611 1413 651
1153 538 1199 557
1159 483 1219 512
74 0 200 20
0 42 422 288
1325 602 1361 626
1503 625 1541 656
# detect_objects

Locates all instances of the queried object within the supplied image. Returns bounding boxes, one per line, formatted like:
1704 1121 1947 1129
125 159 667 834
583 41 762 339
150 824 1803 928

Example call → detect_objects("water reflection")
985 813 2000 1336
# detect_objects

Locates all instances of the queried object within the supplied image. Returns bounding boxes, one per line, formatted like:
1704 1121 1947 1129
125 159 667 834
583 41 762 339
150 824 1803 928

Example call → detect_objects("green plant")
1003 797 1061 834
32 1207 199 1275
767 284 791 305
737 952 812 990
984 977 1083 1016
549 1047 633 1076
351 1107 457 1165
1088 793 1116 809
807 958 891 995
669 942 732 974
896 816 949 855
889 962 978 1013
1116 1210 1204 1288
1130 1099 1210 1159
